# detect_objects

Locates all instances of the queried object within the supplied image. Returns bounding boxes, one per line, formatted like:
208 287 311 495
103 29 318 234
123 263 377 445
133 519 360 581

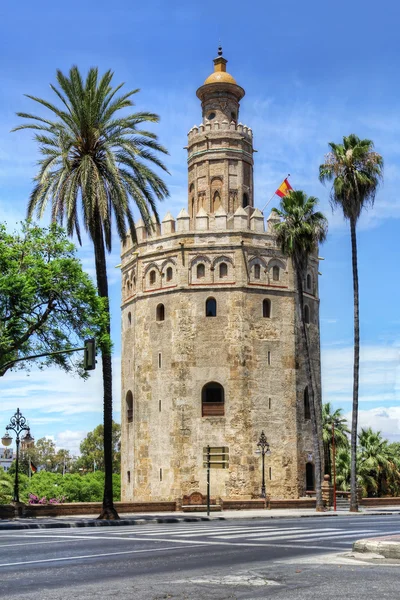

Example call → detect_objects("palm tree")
358 428 399 497
13 66 169 518
319 135 383 511
272 190 328 511
335 447 351 492
322 403 350 477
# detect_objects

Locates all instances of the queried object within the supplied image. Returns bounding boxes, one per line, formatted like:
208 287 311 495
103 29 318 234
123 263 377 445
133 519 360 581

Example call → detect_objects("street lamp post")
256 431 271 499
2 408 34 503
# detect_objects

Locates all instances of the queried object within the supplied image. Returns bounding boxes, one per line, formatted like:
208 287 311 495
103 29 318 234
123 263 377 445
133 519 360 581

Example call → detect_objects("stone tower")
120 49 321 503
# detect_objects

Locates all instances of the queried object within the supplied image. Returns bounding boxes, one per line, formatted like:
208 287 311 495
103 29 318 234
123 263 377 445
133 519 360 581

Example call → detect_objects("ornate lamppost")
256 430 271 499
2 408 34 503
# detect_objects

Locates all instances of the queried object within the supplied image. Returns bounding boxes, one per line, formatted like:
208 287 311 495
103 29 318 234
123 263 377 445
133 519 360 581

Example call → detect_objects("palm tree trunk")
349 218 360 512
294 263 324 511
92 213 119 520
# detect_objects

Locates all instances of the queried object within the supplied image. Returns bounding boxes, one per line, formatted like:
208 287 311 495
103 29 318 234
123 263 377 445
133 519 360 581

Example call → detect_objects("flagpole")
260 174 291 213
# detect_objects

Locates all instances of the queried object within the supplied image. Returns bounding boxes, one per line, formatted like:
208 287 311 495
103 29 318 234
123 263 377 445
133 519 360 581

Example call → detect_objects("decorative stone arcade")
120 49 322 504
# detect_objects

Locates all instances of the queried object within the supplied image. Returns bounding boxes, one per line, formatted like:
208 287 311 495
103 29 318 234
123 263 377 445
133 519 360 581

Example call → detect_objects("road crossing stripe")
240 529 377 542
136 526 319 537
209 527 341 540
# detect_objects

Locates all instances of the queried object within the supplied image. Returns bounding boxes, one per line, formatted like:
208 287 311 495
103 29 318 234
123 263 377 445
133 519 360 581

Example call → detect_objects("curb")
353 537 400 559
0 515 224 531
0 509 398 531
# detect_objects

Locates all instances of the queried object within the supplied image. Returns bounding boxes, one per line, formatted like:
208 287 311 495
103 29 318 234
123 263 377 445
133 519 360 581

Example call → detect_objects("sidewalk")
1 506 400 531
353 535 400 559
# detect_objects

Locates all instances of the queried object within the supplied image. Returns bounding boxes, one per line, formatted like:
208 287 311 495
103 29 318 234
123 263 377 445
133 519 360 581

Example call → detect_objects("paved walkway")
353 534 400 559
1 506 400 531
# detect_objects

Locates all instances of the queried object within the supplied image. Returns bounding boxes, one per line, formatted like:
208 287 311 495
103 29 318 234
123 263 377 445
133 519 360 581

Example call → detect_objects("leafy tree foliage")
0 222 105 376
13 438 73 475
75 422 121 474
322 403 350 477
0 469 120 504
14 66 169 518
0 469 13 504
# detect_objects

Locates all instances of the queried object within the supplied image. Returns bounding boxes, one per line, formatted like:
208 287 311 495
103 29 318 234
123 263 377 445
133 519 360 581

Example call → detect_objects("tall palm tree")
272 190 328 511
13 66 169 518
322 403 350 477
319 135 383 511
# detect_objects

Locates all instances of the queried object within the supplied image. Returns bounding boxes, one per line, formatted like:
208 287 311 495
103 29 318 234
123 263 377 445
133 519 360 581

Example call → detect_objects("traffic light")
84 338 96 370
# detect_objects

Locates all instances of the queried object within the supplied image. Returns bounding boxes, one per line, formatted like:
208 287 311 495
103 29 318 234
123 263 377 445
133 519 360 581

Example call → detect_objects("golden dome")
203 47 238 86
204 70 237 85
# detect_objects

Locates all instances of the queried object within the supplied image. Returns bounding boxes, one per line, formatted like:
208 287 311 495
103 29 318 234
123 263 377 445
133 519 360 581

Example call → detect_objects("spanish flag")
275 178 293 198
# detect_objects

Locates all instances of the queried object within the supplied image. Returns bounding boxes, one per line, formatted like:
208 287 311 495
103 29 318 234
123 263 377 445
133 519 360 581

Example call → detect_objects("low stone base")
221 499 266 510
0 501 176 519
269 498 316 509
182 504 222 512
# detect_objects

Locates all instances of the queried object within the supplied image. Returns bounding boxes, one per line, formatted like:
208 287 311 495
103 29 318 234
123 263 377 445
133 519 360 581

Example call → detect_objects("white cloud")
0 356 121 429
55 430 87 455
322 344 400 405
344 407 400 443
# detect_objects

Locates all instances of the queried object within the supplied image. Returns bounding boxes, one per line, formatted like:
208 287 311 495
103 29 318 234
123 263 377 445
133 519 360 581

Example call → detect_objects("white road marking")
243 529 377 542
128 536 343 550
0 544 202 568
214 527 340 540
0 539 91 549
140 526 315 538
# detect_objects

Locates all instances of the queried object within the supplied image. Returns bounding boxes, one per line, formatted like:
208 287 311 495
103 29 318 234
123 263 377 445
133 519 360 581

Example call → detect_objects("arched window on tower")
197 263 205 279
272 266 280 281
149 270 156 285
213 191 221 212
254 264 261 280
126 391 133 423
242 193 249 208
263 299 271 318
202 382 225 417
304 387 311 420
304 304 310 324
219 262 228 278
166 266 173 282
206 297 217 317
306 462 315 491
156 303 165 322
306 273 312 291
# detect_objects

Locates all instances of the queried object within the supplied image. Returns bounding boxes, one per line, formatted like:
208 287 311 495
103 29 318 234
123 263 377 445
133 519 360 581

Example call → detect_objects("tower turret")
187 48 254 220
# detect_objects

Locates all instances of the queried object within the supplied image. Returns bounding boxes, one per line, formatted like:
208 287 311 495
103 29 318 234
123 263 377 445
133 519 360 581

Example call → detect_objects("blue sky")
1 0 399 454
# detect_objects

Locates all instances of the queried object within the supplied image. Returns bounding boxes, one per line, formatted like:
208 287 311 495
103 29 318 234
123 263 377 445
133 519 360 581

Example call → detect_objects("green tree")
13 66 169 518
319 135 383 511
0 469 13 504
76 422 121 474
358 428 399 497
273 190 328 511
0 222 105 376
335 447 351 492
24 471 120 503
322 403 350 477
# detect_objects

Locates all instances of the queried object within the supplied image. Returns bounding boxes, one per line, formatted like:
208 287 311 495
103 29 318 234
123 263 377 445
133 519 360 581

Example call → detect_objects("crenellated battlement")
121 207 280 254
187 121 253 141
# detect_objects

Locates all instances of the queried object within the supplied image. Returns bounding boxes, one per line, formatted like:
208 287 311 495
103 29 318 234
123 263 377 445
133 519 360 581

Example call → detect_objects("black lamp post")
256 430 271 499
2 408 34 503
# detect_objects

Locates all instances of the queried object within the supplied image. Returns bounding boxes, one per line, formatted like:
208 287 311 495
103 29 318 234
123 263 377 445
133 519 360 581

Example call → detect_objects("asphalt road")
0 514 399 599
